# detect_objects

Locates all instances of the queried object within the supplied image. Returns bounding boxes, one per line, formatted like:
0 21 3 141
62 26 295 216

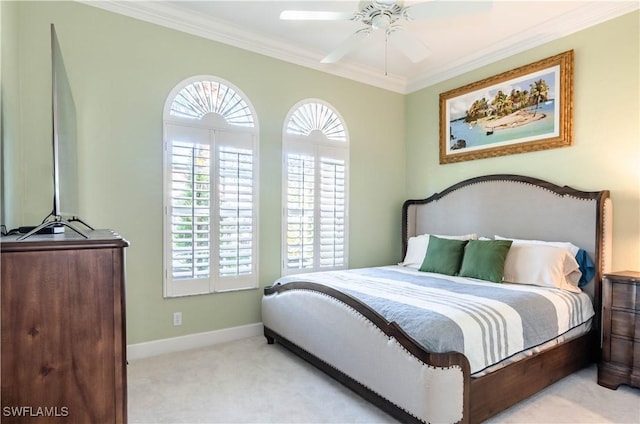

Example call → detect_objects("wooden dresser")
1 230 129 423
598 270 640 390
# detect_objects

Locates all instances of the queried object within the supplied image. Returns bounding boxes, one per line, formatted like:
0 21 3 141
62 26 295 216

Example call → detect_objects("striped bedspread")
275 266 595 375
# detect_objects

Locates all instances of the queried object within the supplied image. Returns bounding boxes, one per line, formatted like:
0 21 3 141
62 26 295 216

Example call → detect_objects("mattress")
273 265 595 376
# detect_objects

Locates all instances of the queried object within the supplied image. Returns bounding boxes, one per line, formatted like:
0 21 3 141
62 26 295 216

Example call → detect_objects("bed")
262 174 611 424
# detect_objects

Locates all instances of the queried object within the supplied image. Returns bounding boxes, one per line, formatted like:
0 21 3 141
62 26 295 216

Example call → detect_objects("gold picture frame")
439 50 573 164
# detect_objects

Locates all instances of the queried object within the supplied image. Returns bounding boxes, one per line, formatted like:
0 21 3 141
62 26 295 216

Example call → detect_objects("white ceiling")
85 1 638 93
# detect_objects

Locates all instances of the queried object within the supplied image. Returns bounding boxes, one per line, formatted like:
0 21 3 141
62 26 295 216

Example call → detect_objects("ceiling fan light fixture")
371 13 392 30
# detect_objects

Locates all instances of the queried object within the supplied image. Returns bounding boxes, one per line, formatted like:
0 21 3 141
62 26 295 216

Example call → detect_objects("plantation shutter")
285 152 316 271
164 125 257 296
214 131 257 291
171 140 211 279
319 155 346 268
165 124 212 296
283 143 347 275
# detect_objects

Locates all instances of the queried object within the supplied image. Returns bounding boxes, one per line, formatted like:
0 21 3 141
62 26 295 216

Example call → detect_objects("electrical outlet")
173 312 182 326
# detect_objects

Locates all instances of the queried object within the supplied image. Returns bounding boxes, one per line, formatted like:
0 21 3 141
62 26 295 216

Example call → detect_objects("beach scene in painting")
446 67 560 153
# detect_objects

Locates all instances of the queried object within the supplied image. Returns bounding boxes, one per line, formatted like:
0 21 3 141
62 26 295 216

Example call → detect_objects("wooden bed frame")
263 174 612 423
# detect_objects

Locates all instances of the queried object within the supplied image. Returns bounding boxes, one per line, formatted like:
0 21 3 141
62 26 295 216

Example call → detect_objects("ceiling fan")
280 0 491 66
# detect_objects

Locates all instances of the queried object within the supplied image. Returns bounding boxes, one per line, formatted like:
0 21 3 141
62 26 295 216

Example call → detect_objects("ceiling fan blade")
280 10 355 21
321 29 371 63
404 1 492 21
388 28 431 63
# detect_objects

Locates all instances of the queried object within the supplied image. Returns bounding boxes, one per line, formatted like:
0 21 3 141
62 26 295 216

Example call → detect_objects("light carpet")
128 335 639 423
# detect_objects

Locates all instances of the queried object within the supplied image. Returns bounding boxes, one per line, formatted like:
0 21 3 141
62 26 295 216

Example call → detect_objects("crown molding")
405 1 640 93
78 0 408 93
79 1 638 95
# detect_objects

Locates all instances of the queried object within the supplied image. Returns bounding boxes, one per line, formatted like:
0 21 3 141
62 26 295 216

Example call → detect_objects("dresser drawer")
600 272 640 390
611 310 639 339
611 280 639 310
610 336 634 366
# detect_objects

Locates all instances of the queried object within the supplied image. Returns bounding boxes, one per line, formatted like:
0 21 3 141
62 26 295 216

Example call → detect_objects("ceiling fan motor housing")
358 1 404 29
371 0 404 11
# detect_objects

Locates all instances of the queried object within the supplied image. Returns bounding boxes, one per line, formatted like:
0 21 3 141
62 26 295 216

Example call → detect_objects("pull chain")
384 30 389 76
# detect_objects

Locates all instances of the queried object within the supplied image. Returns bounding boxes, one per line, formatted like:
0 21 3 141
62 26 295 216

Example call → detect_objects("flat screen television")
51 23 80 219
17 24 91 239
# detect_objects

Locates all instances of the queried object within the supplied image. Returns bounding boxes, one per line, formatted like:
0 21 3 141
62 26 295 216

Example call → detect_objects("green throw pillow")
458 239 513 283
420 236 468 275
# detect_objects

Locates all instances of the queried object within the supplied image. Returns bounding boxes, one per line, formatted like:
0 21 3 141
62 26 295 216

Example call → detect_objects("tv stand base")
16 214 94 241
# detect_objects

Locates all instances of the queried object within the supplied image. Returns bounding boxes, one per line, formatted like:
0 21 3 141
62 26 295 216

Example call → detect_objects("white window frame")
163 75 259 297
282 99 349 276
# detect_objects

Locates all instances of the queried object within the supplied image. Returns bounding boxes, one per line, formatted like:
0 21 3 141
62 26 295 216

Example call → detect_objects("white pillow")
400 233 477 269
502 243 582 292
494 235 579 256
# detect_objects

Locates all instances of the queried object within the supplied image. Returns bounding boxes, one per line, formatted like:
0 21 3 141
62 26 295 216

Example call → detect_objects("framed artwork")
439 50 573 164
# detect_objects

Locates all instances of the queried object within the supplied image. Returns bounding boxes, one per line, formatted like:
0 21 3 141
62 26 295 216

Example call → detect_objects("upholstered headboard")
402 175 612 304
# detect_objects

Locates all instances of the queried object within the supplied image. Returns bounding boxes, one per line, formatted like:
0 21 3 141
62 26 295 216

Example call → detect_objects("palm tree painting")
439 51 573 164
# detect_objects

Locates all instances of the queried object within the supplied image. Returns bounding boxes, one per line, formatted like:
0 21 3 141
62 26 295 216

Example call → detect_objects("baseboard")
127 322 263 360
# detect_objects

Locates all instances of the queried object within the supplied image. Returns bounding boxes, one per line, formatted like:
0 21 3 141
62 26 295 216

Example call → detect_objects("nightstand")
598 271 640 389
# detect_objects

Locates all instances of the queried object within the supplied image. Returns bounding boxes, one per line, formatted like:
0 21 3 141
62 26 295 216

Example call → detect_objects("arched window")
282 100 349 275
163 76 259 297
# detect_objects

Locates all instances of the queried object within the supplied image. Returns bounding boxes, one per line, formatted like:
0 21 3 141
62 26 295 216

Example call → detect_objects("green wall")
1 0 20 228
406 10 639 273
3 2 639 345
3 1 406 344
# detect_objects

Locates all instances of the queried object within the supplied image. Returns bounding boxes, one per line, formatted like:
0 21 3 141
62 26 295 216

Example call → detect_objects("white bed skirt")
262 288 465 423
